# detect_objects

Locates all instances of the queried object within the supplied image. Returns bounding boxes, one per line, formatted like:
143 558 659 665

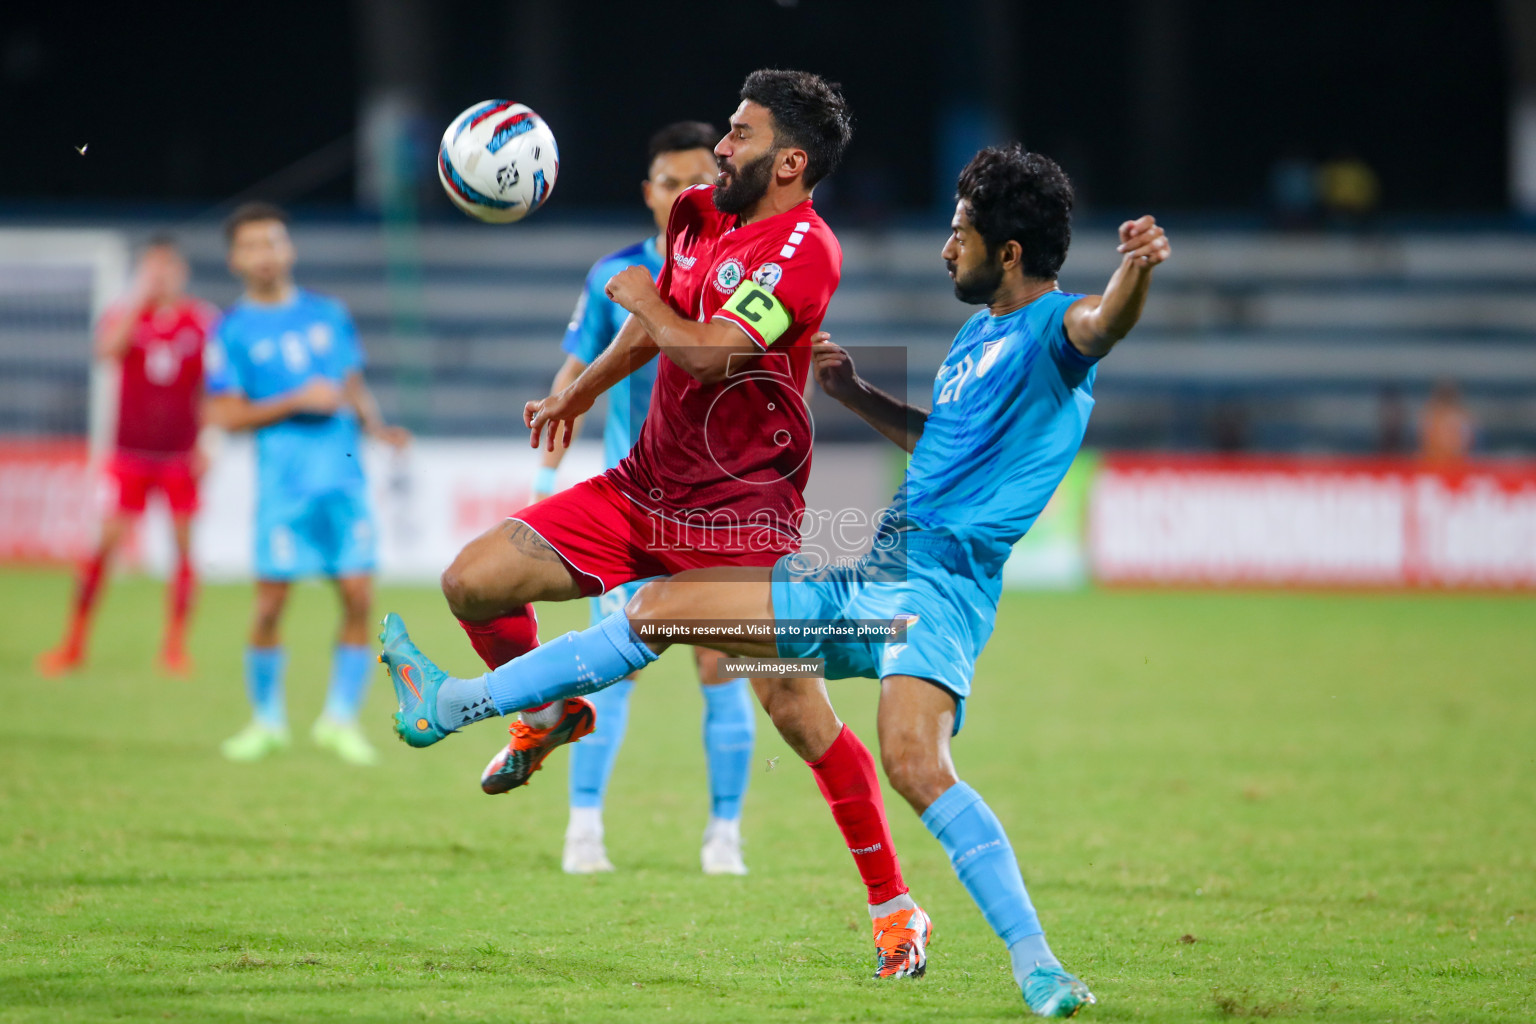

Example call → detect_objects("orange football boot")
159 647 195 678
872 905 934 979
36 645 84 678
480 698 597 794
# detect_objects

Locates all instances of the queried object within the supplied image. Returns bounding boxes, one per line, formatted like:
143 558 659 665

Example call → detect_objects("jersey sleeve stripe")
711 310 769 350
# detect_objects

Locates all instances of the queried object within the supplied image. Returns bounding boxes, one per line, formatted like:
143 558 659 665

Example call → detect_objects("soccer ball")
437 100 559 223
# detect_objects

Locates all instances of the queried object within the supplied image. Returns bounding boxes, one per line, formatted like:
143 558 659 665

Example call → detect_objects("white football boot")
561 815 614 874
701 817 748 875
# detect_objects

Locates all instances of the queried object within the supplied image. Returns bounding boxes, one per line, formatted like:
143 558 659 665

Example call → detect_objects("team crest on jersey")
976 337 1007 378
751 262 783 290
713 258 745 293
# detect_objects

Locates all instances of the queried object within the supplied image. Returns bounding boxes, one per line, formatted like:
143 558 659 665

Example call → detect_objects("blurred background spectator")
1420 379 1476 465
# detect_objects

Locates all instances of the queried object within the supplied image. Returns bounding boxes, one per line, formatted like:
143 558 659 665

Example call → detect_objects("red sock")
63 553 108 653
808 725 908 906
457 604 540 670
165 558 195 653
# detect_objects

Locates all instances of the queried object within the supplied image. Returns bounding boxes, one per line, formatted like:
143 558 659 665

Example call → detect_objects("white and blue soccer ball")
437 100 559 223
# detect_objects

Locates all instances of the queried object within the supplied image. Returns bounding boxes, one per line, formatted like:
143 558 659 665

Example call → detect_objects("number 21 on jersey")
936 354 974 405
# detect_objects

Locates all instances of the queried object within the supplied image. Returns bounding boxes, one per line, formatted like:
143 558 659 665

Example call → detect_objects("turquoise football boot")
1022 965 1096 1018
378 613 455 748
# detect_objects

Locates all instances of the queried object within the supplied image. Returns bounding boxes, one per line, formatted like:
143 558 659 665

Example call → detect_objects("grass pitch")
1 566 1532 1023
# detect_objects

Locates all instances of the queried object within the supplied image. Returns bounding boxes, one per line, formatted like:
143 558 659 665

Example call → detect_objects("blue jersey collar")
987 286 1062 322
238 286 305 312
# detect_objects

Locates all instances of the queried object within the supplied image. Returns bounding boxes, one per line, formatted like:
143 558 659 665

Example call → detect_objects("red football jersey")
609 185 842 540
110 297 216 456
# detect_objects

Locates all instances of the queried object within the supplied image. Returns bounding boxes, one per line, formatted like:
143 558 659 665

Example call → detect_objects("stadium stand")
4 223 1534 453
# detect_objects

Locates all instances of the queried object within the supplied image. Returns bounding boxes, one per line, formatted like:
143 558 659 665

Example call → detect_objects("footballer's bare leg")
441 519 586 620
626 574 844 759
157 514 197 675
38 513 134 675
440 519 585 681
624 569 779 656
334 573 374 646
877 674 1093 1013
386 565 918 969
635 574 921 975
251 579 291 648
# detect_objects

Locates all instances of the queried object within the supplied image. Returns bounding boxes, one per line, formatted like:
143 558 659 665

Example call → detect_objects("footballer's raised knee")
750 679 842 762
880 743 957 814
624 578 685 623
439 552 515 620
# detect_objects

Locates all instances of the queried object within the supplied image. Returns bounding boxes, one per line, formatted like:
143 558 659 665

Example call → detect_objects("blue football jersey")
205 290 366 497
892 290 1097 590
561 236 663 469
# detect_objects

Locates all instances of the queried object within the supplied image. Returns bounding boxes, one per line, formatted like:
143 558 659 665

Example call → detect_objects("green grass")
1 567 1533 1023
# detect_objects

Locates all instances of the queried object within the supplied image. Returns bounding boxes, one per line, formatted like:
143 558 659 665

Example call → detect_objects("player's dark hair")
144 232 179 251
223 201 289 245
647 121 719 166
740 69 852 189
956 145 1074 279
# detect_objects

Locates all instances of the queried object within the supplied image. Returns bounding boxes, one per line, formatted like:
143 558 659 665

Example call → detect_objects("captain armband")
720 280 792 346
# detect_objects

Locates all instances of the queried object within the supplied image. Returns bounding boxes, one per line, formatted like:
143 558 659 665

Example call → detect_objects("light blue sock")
921 781 1060 985
701 678 754 820
323 644 374 723
568 679 635 809
482 611 658 715
244 646 287 728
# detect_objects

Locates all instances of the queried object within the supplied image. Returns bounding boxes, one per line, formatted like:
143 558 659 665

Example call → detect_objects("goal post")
0 229 130 564
0 228 131 455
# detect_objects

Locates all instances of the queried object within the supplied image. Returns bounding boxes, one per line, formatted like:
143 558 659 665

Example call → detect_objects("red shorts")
513 473 798 595
107 451 198 516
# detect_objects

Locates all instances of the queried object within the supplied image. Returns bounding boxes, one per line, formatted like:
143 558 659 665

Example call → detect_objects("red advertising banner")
1090 454 1536 590
0 440 98 563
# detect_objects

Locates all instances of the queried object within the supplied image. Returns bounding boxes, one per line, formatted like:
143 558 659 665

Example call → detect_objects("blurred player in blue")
529 122 756 875
205 202 410 766
380 146 1169 1014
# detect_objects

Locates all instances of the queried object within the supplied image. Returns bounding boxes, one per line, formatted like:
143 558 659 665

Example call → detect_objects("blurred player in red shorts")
38 236 216 677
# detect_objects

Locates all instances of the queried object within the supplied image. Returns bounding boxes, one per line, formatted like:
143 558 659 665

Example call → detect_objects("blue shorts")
771 551 997 733
255 486 377 580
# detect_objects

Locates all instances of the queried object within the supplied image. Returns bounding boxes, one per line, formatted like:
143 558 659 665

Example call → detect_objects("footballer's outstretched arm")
604 265 758 385
812 335 928 454
1063 215 1170 360
526 313 659 452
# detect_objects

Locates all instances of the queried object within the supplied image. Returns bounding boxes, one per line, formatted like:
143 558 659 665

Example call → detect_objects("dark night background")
0 0 1513 217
